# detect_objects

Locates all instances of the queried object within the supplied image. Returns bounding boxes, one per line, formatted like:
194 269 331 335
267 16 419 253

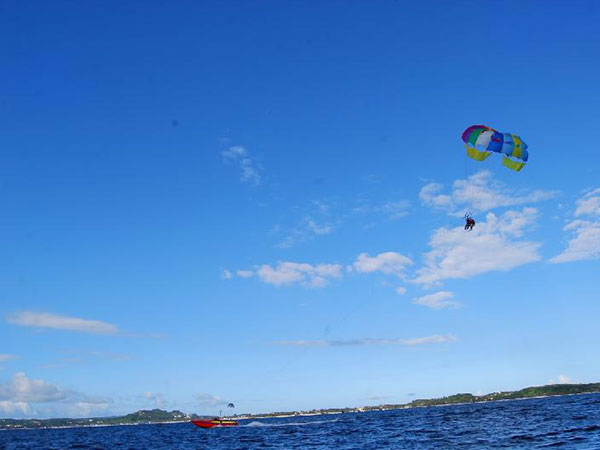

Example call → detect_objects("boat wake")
244 419 340 428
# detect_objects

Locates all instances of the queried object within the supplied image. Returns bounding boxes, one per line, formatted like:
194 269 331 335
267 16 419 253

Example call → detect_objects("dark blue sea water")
2 394 600 449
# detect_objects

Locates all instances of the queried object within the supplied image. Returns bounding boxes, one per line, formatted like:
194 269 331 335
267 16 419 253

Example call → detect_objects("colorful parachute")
461 125 529 171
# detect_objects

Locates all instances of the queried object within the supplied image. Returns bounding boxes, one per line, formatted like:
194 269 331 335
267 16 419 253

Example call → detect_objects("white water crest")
243 419 340 428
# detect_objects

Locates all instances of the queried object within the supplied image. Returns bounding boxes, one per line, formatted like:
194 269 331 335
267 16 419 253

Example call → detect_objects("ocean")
2 393 600 449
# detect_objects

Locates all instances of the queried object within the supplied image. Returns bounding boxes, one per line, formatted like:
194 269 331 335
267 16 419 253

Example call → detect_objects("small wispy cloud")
0 354 18 363
256 261 343 288
550 188 600 263
221 146 261 186
412 291 459 309
305 218 333 235
575 188 600 216
221 269 233 279
195 392 230 407
41 351 135 368
83 351 134 361
275 334 458 347
6 312 119 335
276 216 336 248
395 286 407 295
144 392 168 408
364 394 390 401
547 374 574 385
273 197 409 249
236 270 253 278
549 220 600 263
377 201 411 219
39 358 84 369
351 252 413 278
353 200 411 220
274 200 338 248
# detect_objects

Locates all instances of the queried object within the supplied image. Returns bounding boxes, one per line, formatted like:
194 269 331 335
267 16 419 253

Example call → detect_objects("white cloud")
395 286 407 295
236 270 254 278
6 312 119 335
144 392 166 408
0 372 110 418
306 218 333 235
68 400 111 417
352 252 413 277
0 372 68 403
419 183 453 210
551 188 600 263
221 269 233 279
550 220 600 263
412 291 459 309
0 400 31 415
419 171 556 216
255 262 343 288
415 208 541 285
221 146 261 186
548 374 573 385
275 334 457 347
575 188 600 216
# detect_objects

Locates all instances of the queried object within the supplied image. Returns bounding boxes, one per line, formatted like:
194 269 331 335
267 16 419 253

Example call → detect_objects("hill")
0 409 200 430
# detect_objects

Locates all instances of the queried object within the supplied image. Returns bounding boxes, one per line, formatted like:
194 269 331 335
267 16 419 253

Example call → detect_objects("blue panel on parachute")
487 132 504 153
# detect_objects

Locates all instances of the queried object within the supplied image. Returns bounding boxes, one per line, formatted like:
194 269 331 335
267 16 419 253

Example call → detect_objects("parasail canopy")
461 125 529 171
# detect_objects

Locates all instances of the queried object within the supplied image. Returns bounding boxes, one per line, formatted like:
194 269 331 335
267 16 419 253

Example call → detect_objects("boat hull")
191 419 239 429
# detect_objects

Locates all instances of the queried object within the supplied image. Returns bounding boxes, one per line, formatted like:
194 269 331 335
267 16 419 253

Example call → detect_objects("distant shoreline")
0 420 191 432
236 389 600 420
234 382 600 420
2 382 600 430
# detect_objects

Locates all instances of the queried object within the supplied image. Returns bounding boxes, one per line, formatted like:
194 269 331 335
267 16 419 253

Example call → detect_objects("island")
0 409 201 430
238 382 600 418
2 382 599 429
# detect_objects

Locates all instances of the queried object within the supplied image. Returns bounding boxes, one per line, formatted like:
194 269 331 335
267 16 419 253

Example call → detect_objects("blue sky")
1 0 599 418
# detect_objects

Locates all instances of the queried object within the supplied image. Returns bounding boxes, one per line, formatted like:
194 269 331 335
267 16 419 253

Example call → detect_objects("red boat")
191 419 239 429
